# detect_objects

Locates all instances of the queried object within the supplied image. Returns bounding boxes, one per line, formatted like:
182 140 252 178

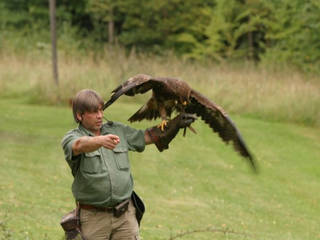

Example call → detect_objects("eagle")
103 74 257 172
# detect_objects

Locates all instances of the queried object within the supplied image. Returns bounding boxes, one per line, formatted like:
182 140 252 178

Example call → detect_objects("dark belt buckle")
113 199 129 218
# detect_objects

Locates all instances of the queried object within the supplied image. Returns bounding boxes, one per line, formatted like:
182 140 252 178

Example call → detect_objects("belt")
79 199 130 218
79 203 113 212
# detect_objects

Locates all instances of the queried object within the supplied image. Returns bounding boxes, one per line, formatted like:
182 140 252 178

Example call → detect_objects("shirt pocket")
82 150 102 174
113 146 130 171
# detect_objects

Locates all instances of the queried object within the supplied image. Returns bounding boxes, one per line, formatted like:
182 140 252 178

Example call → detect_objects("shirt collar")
78 122 112 136
78 124 95 136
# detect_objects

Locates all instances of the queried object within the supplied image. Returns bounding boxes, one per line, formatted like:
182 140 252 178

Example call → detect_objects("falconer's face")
77 105 103 135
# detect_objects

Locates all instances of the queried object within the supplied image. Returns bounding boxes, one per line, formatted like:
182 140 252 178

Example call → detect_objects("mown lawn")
0 97 319 240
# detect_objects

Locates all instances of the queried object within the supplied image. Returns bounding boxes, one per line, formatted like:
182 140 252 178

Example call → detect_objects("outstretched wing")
185 89 257 172
103 74 164 110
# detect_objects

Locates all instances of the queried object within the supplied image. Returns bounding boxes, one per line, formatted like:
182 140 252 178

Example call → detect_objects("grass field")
0 96 319 240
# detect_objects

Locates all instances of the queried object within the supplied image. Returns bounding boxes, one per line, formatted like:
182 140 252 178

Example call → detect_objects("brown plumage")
103 74 257 172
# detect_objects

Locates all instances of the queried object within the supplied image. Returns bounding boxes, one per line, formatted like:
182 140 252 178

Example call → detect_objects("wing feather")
128 97 160 122
186 89 257 171
103 74 164 110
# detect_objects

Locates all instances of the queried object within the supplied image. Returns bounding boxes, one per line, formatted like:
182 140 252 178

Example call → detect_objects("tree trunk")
248 31 254 60
108 8 114 44
49 0 59 86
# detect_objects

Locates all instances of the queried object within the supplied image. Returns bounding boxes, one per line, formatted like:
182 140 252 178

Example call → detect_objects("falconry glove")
147 113 196 152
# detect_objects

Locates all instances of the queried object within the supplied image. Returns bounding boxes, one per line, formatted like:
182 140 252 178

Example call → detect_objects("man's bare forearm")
72 136 102 156
72 134 120 156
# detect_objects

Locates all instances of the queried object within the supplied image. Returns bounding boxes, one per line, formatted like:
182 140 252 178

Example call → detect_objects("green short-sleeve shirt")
61 122 145 207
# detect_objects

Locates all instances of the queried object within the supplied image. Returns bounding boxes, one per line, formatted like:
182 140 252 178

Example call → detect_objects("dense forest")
1 0 320 73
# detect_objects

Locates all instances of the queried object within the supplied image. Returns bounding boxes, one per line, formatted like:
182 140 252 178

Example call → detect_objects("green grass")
0 97 319 240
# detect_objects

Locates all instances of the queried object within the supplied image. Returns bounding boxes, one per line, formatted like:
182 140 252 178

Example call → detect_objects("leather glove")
147 113 197 152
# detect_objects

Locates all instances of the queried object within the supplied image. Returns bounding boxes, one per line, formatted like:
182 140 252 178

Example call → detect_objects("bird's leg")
180 100 197 136
182 121 197 136
181 100 189 136
157 106 168 132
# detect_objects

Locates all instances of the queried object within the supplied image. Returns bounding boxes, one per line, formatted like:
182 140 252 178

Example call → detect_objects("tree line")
1 0 319 73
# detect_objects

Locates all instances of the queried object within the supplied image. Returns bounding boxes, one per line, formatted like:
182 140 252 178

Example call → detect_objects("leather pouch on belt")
60 207 86 240
113 199 130 218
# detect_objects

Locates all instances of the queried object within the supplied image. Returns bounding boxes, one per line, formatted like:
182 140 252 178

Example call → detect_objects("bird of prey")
103 74 257 171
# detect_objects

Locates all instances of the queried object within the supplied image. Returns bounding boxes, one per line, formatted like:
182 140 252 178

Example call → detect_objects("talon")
157 120 168 132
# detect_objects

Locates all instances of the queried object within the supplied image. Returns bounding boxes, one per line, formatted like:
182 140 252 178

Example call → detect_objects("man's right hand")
97 134 120 150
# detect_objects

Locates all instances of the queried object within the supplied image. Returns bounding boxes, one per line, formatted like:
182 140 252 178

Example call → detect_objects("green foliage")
261 0 320 72
85 0 124 43
1 0 320 72
191 0 269 62
1 0 48 29
118 0 212 54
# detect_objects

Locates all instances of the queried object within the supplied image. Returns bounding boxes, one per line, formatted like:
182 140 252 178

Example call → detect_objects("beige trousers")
80 200 140 240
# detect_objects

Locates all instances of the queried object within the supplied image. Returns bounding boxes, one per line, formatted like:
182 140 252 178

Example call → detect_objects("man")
61 89 195 240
